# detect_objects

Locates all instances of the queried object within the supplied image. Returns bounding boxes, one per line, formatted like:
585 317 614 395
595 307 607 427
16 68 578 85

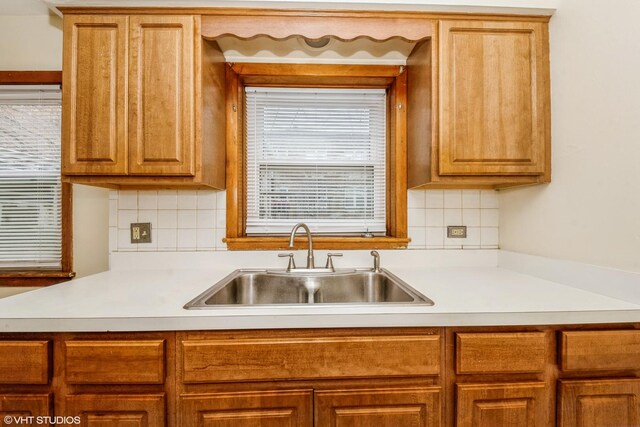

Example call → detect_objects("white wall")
0 12 110 278
500 0 640 273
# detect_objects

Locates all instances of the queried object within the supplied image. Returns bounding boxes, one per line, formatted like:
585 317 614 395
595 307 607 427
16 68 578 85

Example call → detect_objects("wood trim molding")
57 7 552 23
0 71 74 287
225 63 408 250
202 13 435 41
0 71 62 85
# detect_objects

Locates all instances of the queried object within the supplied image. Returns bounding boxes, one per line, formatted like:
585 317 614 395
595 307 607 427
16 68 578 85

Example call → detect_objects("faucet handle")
278 253 296 271
325 253 343 271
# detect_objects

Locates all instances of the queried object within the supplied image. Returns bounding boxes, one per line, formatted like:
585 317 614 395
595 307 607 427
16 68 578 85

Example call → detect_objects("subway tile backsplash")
109 189 499 253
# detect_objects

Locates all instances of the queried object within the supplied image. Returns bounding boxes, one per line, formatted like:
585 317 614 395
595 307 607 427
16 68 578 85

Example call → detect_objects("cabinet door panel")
62 15 128 175
64 394 165 427
456 382 548 427
439 20 549 176
559 379 640 427
0 394 51 425
180 390 312 427
129 15 195 176
315 387 441 427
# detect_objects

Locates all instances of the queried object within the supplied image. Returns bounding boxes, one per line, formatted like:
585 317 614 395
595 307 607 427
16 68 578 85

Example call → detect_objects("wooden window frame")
0 71 75 286
224 63 408 250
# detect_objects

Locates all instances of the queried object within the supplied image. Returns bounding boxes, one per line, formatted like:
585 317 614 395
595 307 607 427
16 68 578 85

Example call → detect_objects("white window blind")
0 86 63 270
245 87 386 235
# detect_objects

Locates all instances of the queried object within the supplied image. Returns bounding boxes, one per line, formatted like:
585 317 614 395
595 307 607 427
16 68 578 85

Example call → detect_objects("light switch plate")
131 223 152 243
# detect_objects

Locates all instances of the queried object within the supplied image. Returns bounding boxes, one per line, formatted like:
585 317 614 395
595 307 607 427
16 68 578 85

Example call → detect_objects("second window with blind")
226 64 408 250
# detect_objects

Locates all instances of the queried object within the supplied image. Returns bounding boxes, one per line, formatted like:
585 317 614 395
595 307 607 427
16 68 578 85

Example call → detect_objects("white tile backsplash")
109 189 500 253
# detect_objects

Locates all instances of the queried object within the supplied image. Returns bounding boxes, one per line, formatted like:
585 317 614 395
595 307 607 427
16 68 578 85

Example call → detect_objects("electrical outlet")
131 223 152 244
447 225 467 238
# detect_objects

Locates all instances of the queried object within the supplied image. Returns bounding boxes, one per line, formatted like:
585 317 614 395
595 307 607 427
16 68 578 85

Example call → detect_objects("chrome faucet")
289 223 315 269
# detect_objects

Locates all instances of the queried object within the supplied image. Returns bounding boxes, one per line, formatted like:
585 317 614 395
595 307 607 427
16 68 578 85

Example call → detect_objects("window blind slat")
245 87 386 235
0 90 62 270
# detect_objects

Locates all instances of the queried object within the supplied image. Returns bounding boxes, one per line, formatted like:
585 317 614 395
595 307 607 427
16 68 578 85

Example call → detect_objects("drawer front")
560 330 640 372
0 341 49 384
456 332 546 374
65 340 165 384
182 334 441 383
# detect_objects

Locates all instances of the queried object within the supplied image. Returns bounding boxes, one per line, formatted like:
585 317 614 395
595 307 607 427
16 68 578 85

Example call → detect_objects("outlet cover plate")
131 223 152 243
447 225 467 238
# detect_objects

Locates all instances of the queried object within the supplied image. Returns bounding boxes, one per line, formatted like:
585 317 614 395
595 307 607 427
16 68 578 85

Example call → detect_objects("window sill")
0 271 76 287
225 237 409 251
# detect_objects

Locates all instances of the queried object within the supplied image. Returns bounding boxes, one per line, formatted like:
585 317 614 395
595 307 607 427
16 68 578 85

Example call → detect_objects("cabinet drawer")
65 340 165 384
456 332 546 374
0 341 49 384
560 330 640 372
182 333 441 383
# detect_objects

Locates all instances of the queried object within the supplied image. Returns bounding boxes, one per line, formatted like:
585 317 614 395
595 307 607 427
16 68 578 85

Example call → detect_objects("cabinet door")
64 394 165 427
315 387 441 427
456 382 548 427
1 394 51 426
129 15 195 176
62 15 128 175
439 20 549 176
180 390 312 427
559 379 640 427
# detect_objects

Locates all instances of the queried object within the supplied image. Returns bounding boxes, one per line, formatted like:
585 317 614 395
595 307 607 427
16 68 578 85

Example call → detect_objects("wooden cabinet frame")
224 63 410 250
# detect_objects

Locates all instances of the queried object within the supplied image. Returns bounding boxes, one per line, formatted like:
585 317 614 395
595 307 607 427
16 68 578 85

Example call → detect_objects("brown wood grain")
560 330 640 372
407 40 434 189
64 393 165 426
199 38 226 189
181 333 441 383
0 394 52 418
456 332 547 374
439 20 549 177
457 382 548 427
202 13 434 41
558 379 640 427
315 387 441 427
62 14 129 176
0 341 49 385
0 71 61 85
64 340 165 384
180 390 313 427
128 15 195 176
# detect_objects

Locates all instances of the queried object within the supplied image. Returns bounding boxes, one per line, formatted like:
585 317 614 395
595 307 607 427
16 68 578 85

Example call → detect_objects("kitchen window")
245 87 386 236
0 72 73 286
225 63 408 250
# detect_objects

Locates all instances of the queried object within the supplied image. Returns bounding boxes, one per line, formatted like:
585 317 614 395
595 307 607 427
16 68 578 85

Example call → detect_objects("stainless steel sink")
184 269 434 308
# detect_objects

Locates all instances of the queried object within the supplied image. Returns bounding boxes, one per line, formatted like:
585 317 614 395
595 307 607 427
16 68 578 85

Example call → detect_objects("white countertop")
1 250 639 332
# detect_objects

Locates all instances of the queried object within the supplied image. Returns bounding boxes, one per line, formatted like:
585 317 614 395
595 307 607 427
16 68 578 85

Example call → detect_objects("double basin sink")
184 268 434 308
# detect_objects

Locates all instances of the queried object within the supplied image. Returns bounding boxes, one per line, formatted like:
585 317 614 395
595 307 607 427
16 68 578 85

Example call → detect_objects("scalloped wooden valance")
201 12 435 42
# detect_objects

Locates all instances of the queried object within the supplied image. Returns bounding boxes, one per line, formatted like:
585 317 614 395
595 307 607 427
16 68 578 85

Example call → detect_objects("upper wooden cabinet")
62 14 225 189
408 18 551 189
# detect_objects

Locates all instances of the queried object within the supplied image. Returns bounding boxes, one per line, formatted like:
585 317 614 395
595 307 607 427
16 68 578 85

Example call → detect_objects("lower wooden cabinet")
315 387 441 427
2 326 640 427
180 390 312 427
64 394 165 427
456 382 547 427
558 379 640 427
